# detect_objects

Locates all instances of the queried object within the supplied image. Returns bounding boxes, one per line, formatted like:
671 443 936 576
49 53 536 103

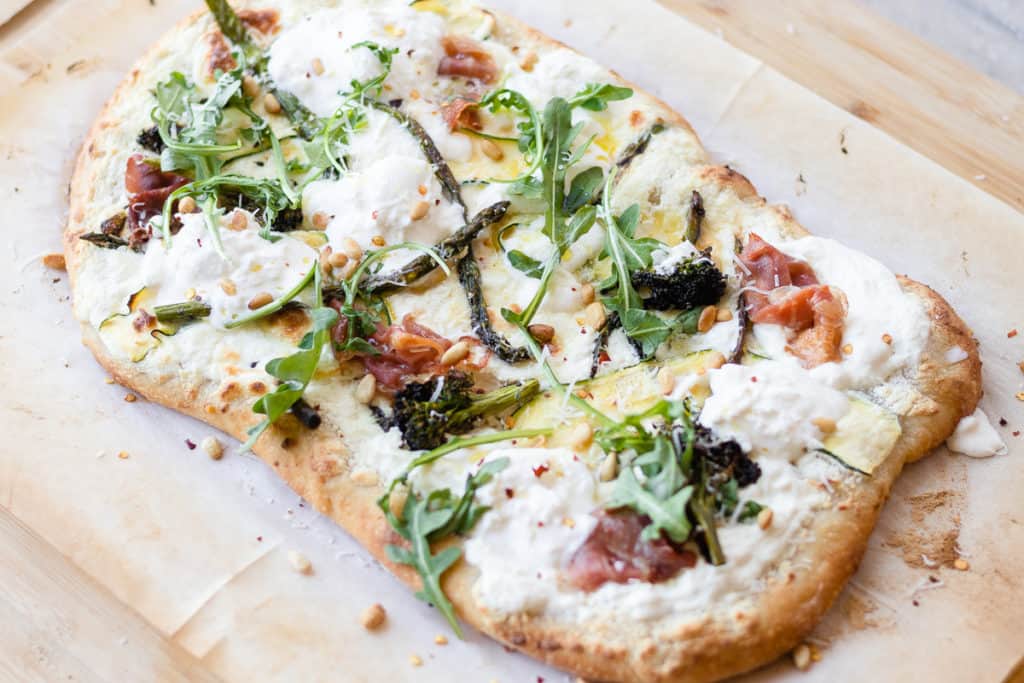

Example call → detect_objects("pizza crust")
63 4 983 682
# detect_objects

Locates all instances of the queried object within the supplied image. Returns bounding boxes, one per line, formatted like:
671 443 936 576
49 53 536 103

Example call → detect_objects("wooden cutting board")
0 1 1021 681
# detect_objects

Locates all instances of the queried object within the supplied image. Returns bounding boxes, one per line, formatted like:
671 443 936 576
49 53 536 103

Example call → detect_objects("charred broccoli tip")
630 250 727 312
393 371 540 451
137 126 165 154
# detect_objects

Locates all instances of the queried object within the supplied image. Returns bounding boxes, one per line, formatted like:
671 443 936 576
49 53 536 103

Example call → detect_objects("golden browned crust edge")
63 5 983 683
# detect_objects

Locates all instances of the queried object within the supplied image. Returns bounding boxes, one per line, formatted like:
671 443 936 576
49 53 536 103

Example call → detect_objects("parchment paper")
1 0 1021 681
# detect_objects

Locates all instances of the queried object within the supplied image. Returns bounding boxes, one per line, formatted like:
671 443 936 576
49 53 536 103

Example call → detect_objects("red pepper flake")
185 439 196 450
256 535 263 542
536 521 545 527
1009 329 1019 338
371 210 379 220
504 487 515 498
751 376 759 383
1014 431 1021 437
532 463 550 478
1000 417 1009 426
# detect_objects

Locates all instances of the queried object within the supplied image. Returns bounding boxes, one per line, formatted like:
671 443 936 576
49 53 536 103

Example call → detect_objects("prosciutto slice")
438 35 497 83
739 233 847 367
565 510 697 592
124 154 190 247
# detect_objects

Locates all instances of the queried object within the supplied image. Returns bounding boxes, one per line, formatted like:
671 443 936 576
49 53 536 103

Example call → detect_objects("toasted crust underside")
64 4 982 683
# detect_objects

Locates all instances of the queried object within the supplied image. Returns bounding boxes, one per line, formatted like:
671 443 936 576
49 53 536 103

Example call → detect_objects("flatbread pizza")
64 1 984 680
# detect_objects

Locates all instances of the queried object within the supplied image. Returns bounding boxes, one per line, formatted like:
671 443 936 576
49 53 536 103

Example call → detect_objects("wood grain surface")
659 0 1024 213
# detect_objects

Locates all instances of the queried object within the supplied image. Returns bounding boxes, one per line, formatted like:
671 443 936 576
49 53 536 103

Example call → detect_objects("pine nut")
409 655 423 667
389 482 408 521
219 278 237 296
409 200 430 220
201 436 223 460
311 211 330 230
328 251 349 268
371 235 386 247
178 196 198 214
716 308 733 322
247 291 274 310
311 57 325 75
842 343 854 355
434 634 448 646
657 366 676 395
757 507 773 530
288 550 312 574
706 351 727 369
520 50 538 71
954 558 970 571
812 417 837 433
351 469 379 487
882 333 893 344
792 644 811 671
42 253 66 270
568 422 593 451
242 74 260 98
579 283 596 305
361 603 387 630
340 237 363 261
479 138 504 161
263 92 282 114
528 323 555 343
356 374 376 403
228 210 248 231
697 305 717 333
598 452 618 482
441 341 471 365
584 301 607 329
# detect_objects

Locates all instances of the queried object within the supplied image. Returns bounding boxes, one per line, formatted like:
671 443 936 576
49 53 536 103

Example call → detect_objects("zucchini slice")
821 394 901 475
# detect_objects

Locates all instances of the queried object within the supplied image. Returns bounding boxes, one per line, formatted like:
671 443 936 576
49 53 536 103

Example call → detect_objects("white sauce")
946 407 1007 458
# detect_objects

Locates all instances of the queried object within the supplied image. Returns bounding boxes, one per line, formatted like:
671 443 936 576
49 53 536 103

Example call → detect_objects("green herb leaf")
564 166 604 214
569 83 634 112
242 263 336 450
506 250 544 278
381 457 512 637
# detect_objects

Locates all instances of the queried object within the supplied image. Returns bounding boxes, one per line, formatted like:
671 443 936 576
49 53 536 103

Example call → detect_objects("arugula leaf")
598 167 693 358
242 264 337 450
568 83 634 112
609 434 694 542
501 97 600 328
506 250 544 278
383 458 509 638
564 166 604 214
350 41 400 99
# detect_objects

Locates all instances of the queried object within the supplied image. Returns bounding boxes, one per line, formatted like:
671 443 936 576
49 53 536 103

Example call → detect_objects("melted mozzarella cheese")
462 448 599 615
947 407 1007 457
304 155 465 267
749 235 930 392
141 212 318 328
462 449 831 623
699 362 850 462
267 2 447 117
